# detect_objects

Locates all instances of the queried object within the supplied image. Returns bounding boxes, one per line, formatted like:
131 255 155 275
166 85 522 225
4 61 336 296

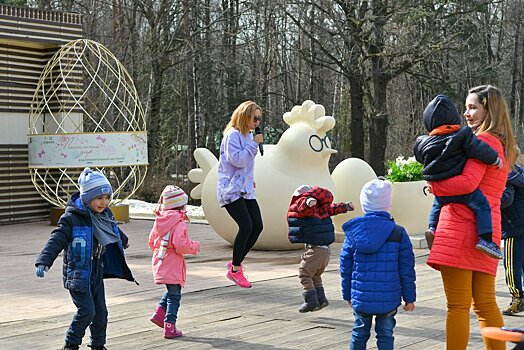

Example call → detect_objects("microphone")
255 126 264 156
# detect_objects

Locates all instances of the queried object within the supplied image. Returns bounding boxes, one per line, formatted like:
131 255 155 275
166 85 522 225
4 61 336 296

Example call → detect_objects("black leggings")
224 198 263 266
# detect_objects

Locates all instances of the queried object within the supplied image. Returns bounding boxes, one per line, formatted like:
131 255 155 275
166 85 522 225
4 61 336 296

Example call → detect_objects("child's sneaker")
475 239 503 259
150 306 165 328
425 228 435 250
502 297 524 316
226 260 244 272
226 268 252 288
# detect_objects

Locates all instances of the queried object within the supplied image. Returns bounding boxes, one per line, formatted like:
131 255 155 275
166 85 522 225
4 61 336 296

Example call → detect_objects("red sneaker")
227 269 252 288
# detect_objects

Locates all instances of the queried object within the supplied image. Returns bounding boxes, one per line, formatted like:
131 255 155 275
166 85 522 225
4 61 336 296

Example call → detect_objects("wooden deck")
0 220 522 349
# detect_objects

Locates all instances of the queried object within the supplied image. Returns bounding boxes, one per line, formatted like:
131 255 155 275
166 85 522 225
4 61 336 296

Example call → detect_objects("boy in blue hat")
35 167 136 350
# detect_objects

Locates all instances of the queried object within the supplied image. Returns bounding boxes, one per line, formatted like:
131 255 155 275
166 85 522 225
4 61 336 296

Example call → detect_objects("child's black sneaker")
502 297 524 316
88 345 108 350
475 239 503 259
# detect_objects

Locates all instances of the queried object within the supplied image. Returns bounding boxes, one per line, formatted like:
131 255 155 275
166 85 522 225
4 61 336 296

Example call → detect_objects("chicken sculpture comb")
283 100 335 134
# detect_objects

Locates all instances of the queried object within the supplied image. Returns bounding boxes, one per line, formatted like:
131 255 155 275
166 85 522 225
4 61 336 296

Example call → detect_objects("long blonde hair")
469 85 518 168
223 101 261 135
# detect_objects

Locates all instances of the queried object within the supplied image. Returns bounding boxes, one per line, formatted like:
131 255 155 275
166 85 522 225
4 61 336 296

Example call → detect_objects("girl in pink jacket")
148 186 200 339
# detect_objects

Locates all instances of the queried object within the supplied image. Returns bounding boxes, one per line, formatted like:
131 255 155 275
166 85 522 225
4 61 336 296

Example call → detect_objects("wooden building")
0 5 83 224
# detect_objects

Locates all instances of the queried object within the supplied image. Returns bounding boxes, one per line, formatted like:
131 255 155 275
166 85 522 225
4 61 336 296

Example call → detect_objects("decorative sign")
28 132 148 168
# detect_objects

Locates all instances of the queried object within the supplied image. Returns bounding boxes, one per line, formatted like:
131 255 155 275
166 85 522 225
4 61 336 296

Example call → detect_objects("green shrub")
385 156 424 182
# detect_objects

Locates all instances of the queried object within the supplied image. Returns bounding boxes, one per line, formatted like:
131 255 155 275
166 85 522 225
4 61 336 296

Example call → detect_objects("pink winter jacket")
148 210 199 286
427 133 508 277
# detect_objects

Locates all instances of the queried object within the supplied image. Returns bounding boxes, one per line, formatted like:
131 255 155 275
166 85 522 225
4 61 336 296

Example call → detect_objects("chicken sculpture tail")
188 148 218 199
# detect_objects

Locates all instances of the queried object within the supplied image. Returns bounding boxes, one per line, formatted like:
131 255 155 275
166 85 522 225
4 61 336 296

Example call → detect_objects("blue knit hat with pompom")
78 167 112 205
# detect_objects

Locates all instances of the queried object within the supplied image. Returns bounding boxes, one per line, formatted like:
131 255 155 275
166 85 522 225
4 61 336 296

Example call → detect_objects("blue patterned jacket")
35 192 135 292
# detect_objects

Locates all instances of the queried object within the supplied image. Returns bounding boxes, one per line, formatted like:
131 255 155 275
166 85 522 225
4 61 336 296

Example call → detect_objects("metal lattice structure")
28 39 147 207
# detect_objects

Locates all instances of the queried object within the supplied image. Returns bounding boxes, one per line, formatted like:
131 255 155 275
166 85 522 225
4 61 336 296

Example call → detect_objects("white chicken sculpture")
188 100 433 250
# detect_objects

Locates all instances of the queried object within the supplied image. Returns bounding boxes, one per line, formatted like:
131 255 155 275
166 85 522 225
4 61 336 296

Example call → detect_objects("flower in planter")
385 156 424 183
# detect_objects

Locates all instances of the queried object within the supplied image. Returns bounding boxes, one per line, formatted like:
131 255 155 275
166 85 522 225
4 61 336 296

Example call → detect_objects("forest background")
4 0 524 202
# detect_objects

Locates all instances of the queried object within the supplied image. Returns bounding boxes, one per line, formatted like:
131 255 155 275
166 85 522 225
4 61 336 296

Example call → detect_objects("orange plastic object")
481 327 524 343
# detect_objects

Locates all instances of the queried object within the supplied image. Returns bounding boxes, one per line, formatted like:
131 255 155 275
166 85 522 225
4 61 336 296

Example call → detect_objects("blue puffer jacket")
340 212 416 314
501 164 524 238
35 193 135 292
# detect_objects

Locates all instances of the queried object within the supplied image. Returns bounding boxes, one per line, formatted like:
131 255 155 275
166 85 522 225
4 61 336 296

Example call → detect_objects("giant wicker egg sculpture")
28 39 147 207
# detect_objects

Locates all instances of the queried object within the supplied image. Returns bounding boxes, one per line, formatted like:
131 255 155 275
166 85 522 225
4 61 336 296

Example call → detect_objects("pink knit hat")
156 185 188 212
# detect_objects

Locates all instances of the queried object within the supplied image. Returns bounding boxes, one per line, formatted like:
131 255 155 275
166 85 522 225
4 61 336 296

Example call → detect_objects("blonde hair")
469 85 518 168
223 101 261 135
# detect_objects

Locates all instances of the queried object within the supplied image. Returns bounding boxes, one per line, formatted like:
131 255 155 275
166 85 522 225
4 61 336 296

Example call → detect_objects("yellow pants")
440 265 504 350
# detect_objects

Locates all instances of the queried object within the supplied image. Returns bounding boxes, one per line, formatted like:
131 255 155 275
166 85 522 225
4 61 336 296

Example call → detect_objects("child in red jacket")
287 185 354 312
148 186 200 339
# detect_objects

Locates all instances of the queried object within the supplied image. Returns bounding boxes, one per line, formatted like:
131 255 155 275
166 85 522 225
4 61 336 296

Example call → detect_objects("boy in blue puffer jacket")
340 178 416 350
35 168 136 350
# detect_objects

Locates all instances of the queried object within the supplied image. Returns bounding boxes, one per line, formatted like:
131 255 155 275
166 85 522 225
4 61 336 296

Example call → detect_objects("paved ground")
0 219 522 349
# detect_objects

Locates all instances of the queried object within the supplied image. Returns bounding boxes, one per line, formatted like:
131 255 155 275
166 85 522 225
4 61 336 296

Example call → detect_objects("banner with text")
28 132 148 168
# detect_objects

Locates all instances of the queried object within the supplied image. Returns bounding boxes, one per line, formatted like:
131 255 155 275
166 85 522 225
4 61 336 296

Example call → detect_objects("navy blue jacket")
340 212 416 314
35 193 135 292
288 217 335 245
414 126 498 181
501 164 524 238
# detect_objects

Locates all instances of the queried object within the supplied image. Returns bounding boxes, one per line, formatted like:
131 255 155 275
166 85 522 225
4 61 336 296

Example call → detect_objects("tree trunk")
369 71 389 175
348 73 365 159
147 58 163 171
509 22 520 120
184 0 196 172
368 0 389 176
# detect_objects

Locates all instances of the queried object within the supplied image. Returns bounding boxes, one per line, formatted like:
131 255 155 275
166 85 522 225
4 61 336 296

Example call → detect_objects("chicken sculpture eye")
309 134 331 152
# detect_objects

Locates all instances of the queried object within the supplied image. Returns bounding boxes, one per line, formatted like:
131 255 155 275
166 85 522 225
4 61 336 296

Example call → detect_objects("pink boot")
150 306 165 328
164 322 183 339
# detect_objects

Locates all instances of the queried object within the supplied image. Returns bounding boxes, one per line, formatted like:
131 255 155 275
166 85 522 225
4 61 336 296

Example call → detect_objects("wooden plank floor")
0 220 522 349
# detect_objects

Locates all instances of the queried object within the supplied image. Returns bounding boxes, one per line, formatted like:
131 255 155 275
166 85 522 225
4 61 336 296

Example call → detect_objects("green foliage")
385 156 424 182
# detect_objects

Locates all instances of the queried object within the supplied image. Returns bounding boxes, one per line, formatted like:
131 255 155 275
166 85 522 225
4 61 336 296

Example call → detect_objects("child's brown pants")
298 245 330 291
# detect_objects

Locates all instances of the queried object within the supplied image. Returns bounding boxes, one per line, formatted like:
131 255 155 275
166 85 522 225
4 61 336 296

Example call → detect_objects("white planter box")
389 180 434 236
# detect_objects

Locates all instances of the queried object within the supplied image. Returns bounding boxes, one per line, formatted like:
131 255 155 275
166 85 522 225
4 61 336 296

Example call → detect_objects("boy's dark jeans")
351 309 397 350
428 188 492 236
65 258 107 347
